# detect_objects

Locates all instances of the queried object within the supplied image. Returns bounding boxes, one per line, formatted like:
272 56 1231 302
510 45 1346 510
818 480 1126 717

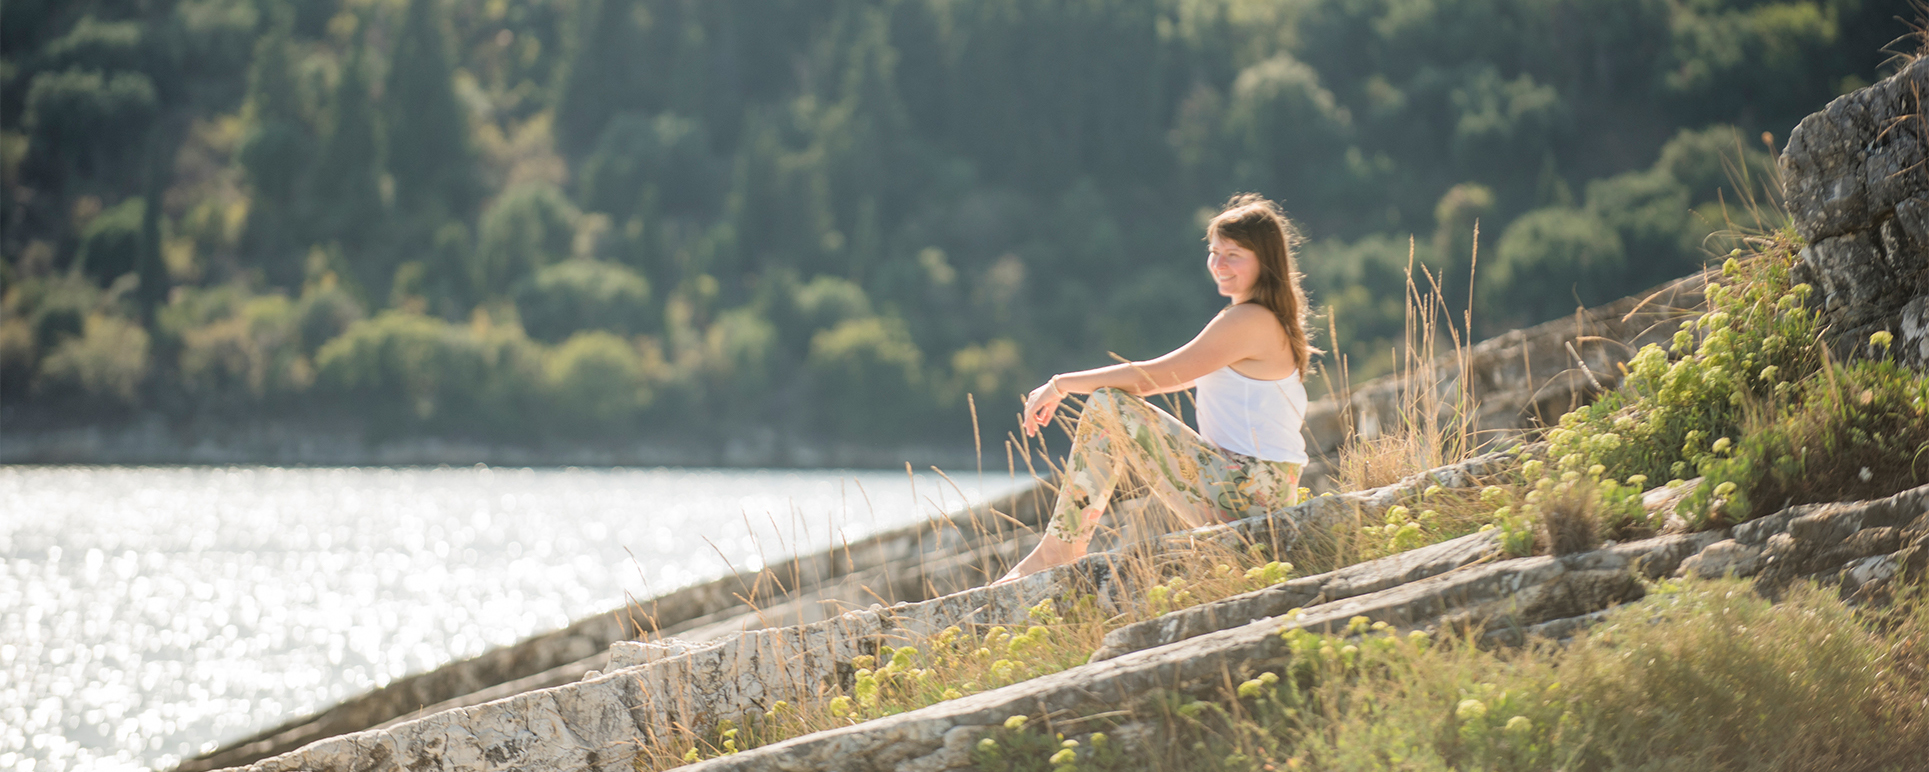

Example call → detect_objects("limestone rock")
1092 530 1500 661
1676 539 1764 579
686 539 1671 772
1784 57 1929 365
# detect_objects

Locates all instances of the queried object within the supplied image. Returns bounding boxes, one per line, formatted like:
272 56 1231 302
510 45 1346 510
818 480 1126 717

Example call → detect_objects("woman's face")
1207 234 1260 302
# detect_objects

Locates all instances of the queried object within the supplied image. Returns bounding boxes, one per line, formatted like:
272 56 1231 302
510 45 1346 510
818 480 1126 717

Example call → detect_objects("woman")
997 194 1316 583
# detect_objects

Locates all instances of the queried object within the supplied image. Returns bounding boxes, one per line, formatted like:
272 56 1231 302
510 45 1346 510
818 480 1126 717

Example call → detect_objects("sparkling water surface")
0 465 1031 772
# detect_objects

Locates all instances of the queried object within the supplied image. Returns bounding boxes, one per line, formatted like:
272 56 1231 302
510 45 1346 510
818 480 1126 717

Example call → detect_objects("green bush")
1694 357 1929 524
1481 206 1626 330
512 258 652 343
946 337 1025 410
76 197 145 285
315 311 542 433
36 313 150 405
807 315 925 439
692 307 778 421
473 182 579 298
15 274 101 353
293 283 366 352
543 331 654 433
178 295 311 400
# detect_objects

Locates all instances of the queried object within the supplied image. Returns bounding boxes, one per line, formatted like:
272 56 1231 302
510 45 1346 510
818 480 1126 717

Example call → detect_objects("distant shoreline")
0 412 996 469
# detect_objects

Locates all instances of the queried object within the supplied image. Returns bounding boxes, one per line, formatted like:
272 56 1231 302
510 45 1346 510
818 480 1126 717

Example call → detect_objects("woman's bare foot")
993 508 1103 584
995 535 1080 584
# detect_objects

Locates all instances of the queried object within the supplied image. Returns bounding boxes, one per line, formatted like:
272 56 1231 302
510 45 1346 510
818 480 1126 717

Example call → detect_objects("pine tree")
552 0 654 160
236 19 315 286
383 0 480 224
313 31 386 256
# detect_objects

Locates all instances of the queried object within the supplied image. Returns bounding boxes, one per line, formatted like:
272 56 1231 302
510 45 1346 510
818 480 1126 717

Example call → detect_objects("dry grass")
1001 578 1929 772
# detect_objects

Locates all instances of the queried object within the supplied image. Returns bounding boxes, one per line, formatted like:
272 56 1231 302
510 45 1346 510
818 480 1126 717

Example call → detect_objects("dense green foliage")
0 0 1905 448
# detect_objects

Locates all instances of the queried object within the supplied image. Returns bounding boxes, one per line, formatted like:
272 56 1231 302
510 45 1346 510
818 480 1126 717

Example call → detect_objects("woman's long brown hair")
1206 194 1319 375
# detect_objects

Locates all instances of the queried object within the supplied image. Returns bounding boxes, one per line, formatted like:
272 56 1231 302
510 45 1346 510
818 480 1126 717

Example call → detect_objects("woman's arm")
1020 305 1278 434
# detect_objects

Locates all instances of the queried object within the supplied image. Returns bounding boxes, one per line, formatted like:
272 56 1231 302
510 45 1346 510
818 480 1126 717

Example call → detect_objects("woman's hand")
1022 377 1066 436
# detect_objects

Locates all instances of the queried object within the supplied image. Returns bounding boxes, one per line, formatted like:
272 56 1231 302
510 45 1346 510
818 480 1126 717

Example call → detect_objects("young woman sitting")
997 194 1316 583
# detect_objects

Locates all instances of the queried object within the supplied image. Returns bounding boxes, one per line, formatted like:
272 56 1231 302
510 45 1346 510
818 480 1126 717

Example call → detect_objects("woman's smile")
1207 235 1260 300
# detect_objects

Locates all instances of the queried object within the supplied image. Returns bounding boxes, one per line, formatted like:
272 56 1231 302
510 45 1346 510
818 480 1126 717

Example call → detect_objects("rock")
1092 531 1501 661
1840 554 1899 600
686 540 1663 772
1783 91 1875 242
1676 539 1764 579
1741 483 1929 591
1481 607 1615 648
1783 57 1929 365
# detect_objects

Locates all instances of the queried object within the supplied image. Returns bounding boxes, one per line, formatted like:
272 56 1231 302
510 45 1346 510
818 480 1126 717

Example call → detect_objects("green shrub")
76 197 145 285
807 315 925 439
294 283 366 352
472 182 578 298
315 311 542 433
1541 248 1829 528
1694 358 1929 523
36 313 149 405
18 274 100 352
512 258 652 343
1481 206 1626 330
542 331 653 432
178 294 311 399
946 337 1026 410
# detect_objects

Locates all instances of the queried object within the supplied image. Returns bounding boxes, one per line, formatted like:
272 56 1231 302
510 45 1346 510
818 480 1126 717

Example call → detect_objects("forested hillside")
0 0 1905 449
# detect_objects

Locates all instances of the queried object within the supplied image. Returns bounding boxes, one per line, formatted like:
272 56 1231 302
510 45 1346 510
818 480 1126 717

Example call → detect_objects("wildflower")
1505 715 1534 735
1872 330 1894 348
1004 715 1029 730
1238 678 1266 698
1457 699 1488 722
1711 437 1731 454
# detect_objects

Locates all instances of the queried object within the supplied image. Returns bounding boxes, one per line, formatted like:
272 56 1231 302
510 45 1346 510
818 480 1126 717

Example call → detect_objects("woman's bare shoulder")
1212 303 1287 334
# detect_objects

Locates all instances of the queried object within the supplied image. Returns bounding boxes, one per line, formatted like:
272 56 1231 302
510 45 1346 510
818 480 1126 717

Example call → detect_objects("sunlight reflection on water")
0 465 1029 772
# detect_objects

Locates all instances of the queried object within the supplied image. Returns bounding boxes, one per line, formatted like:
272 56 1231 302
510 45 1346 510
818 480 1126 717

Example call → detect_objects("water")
0 465 1032 772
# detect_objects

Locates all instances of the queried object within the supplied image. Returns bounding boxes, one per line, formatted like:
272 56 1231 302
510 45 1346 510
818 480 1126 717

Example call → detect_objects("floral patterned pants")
1046 387 1303 543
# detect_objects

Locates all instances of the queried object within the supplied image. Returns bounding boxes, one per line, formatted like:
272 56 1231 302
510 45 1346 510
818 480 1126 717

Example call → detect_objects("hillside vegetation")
0 0 1905 448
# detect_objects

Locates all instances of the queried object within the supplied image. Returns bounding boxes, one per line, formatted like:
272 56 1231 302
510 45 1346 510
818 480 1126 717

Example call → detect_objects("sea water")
0 465 1032 772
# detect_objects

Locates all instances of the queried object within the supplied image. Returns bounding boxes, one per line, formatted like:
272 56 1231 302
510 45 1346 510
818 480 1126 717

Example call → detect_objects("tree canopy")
0 0 1908 451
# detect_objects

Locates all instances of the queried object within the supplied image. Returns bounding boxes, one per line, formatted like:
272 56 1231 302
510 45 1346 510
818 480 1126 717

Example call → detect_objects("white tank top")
1194 366 1309 463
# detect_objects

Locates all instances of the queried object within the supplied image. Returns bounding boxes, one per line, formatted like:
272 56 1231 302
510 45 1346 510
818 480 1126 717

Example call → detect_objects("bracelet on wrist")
1047 376 1065 397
